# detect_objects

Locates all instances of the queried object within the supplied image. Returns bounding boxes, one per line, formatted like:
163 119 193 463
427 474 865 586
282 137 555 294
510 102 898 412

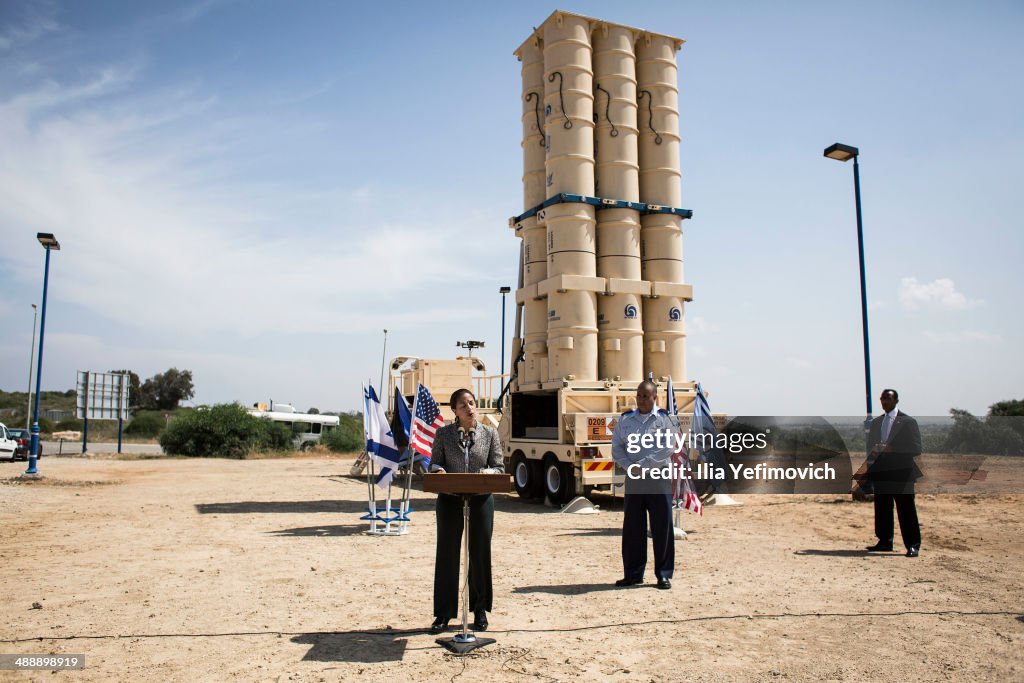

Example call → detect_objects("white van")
246 405 340 450
0 423 17 461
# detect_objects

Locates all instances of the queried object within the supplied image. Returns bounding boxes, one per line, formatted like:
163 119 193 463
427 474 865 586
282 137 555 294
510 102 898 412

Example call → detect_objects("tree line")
110 368 195 411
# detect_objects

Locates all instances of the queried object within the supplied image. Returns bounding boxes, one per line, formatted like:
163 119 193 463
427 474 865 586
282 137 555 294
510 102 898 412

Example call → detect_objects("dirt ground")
1 454 1022 682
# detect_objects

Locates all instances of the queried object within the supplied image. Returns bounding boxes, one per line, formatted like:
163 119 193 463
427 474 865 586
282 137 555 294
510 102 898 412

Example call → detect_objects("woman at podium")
429 388 504 634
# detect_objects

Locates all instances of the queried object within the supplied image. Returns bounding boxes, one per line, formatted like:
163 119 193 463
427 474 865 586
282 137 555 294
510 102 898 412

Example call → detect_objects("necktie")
881 414 893 442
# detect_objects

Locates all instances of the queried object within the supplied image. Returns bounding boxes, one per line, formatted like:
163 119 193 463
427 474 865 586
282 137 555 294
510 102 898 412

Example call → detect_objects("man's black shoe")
430 617 449 634
865 542 894 552
657 578 672 590
615 577 642 587
906 546 920 558
472 610 488 631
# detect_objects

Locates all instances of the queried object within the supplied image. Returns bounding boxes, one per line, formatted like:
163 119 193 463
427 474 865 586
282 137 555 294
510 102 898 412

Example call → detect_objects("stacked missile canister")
512 11 692 390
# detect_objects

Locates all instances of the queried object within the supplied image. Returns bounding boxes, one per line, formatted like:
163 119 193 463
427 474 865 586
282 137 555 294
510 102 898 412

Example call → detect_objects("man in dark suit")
865 389 923 557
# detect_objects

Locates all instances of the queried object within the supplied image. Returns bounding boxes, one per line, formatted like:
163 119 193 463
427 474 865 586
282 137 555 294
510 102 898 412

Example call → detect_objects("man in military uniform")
612 380 677 589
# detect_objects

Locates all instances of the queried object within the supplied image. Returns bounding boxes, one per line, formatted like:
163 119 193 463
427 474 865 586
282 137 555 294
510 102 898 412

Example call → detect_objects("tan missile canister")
637 31 683 282
592 20 642 295
640 213 683 283
518 215 549 386
538 203 599 382
516 30 549 389
517 283 549 386
642 282 691 381
636 33 682 207
598 279 649 382
520 35 547 210
521 215 547 285
541 202 596 278
592 23 639 202
637 31 686 381
543 12 595 197
541 275 603 381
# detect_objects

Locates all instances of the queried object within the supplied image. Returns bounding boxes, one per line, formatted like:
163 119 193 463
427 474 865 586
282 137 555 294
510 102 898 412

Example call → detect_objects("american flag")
409 383 444 465
668 375 702 516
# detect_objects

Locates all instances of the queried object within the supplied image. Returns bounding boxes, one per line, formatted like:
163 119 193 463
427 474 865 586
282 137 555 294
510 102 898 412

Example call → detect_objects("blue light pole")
25 232 60 476
824 143 873 431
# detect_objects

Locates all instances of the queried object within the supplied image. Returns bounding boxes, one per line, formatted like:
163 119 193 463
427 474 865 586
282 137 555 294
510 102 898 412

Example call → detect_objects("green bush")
945 408 1024 455
37 416 54 434
322 413 364 453
125 411 165 438
55 417 84 431
159 403 292 458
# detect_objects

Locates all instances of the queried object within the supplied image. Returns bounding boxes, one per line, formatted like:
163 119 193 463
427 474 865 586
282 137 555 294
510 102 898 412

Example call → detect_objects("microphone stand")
453 428 477 646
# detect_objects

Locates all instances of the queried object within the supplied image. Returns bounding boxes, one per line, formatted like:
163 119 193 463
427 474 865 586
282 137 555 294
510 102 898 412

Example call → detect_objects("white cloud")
922 330 1003 344
0 69 499 338
785 357 813 370
898 277 982 310
688 345 707 358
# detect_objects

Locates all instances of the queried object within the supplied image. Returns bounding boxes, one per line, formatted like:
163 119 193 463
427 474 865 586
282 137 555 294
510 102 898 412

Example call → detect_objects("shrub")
125 411 166 438
160 403 292 458
55 417 84 431
322 413 364 453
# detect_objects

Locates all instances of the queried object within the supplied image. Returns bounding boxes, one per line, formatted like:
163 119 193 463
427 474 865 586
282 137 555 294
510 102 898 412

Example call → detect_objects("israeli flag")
363 386 403 490
393 386 412 439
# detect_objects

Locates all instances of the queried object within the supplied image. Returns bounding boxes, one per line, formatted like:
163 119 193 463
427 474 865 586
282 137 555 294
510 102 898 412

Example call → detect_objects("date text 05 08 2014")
0 654 85 670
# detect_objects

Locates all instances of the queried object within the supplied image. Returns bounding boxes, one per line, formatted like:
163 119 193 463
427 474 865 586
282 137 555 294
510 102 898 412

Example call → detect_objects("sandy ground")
0 454 1022 682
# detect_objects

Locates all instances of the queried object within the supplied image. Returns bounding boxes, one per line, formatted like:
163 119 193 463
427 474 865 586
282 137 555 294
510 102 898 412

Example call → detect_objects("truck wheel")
512 452 541 499
543 456 576 505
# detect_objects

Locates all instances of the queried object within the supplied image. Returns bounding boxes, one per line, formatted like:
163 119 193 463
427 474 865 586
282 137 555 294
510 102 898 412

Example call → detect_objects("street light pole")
499 286 511 378
823 143 873 430
851 154 872 421
26 303 38 430
26 232 60 477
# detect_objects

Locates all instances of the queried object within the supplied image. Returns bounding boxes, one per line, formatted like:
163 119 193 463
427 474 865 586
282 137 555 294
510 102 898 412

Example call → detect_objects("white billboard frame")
76 371 130 421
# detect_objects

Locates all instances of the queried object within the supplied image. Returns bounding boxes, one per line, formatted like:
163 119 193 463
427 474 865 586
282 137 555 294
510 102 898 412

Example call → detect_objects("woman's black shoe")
471 610 488 631
430 617 449 634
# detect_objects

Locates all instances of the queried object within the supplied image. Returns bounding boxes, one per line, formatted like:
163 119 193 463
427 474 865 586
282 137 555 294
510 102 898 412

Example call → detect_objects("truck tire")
512 452 542 500
543 455 576 505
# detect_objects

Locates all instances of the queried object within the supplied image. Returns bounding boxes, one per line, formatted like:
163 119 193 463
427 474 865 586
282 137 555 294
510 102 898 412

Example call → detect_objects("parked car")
0 423 18 461
7 427 40 461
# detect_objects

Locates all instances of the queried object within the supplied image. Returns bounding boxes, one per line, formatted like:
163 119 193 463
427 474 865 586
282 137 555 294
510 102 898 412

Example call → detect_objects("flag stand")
361 385 413 536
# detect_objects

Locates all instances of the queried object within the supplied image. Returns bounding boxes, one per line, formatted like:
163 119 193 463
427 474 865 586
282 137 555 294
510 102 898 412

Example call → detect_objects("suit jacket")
430 422 504 474
866 411 923 495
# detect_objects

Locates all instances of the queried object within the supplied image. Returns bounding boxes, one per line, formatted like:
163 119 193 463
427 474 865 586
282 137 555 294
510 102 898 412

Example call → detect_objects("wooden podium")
423 472 513 495
424 472 511 655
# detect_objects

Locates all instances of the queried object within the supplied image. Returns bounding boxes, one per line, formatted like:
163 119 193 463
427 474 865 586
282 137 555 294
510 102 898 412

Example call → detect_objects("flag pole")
400 388 420 534
379 329 388 397
362 386 380 535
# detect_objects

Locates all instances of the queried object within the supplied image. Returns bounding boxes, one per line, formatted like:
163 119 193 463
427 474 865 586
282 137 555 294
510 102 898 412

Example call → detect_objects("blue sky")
1 0 1021 416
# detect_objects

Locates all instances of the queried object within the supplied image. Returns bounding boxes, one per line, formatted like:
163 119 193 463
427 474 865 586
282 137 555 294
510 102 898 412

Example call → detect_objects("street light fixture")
823 142 873 431
25 232 60 476
823 142 858 162
499 286 511 378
